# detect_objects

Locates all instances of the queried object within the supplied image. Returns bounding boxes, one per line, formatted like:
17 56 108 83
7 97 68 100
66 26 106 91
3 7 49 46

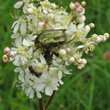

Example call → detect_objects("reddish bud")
3 55 8 63
103 51 110 62
45 20 48 24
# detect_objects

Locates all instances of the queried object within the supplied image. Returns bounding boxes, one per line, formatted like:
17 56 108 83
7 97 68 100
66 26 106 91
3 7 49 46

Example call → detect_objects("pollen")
90 45 95 51
46 80 51 85
34 9 40 14
41 2 49 8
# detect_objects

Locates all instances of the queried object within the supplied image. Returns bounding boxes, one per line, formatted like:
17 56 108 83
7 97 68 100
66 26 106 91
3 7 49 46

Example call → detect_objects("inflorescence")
3 0 109 98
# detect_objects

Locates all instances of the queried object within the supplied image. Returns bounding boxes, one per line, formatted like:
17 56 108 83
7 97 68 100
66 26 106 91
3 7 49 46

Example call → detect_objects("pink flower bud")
9 51 16 58
76 6 83 13
77 66 82 70
103 51 110 62
4 47 10 54
81 1 86 6
96 37 102 43
89 23 95 28
45 20 48 24
75 2 80 7
82 65 85 68
3 55 8 63
101 36 106 42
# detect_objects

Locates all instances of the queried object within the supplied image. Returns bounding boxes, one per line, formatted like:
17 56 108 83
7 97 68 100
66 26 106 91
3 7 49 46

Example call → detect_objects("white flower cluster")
3 0 109 98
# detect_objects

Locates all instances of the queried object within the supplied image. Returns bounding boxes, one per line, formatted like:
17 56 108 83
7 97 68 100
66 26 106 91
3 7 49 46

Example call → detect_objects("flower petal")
29 89 34 98
11 33 20 39
45 85 53 96
14 67 21 72
14 1 23 9
20 22 27 35
78 23 84 29
13 22 20 33
36 91 42 99
15 37 22 47
37 84 46 91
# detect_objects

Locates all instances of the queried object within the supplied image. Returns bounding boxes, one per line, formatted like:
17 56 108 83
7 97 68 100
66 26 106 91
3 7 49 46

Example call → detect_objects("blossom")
3 0 109 99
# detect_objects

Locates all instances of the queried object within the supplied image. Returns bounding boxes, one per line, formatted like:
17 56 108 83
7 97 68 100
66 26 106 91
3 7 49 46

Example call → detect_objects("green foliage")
0 0 110 110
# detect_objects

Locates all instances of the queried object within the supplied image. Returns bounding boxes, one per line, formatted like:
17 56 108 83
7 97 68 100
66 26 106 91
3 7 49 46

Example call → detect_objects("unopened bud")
96 37 102 43
45 20 48 24
51 3 57 9
82 64 85 68
82 59 87 64
59 49 66 56
103 51 110 62
89 23 95 28
104 33 109 39
76 6 83 13
3 55 8 63
75 2 80 7
76 9 85 17
101 36 107 42
69 57 75 63
85 25 90 32
77 65 82 70
78 59 83 64
69 2 76 10
9 51 16 58
27 8 33 13
78 15 86 23
92 34 98 38
81 1 86 6
4 47 10 54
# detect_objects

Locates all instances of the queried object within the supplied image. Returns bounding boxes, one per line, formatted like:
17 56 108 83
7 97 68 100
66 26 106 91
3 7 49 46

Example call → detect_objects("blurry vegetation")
0 0 110 110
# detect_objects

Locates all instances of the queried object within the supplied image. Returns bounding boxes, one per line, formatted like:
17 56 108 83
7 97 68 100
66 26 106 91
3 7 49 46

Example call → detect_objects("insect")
35 29 67 50
28 66 42 77
35 29 67 65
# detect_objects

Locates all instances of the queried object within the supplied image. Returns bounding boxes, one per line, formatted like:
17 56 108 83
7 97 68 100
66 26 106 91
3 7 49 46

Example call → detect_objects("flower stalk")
44 91 55 110
39 98 43 110
73 0 76 3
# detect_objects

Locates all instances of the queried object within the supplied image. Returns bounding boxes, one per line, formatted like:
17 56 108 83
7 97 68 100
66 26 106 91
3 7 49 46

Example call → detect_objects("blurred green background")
0 0 110 110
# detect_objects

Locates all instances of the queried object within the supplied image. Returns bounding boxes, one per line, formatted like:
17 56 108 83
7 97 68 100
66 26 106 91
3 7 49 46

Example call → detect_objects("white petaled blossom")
4 0 109 99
